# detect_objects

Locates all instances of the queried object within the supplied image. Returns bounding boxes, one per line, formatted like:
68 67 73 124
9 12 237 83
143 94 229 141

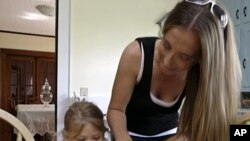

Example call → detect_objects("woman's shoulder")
125 36 159 54
123 40 141 58
117 40 142 78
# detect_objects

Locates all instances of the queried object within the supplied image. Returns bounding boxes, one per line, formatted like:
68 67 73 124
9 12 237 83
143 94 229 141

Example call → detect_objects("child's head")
63 101 105 141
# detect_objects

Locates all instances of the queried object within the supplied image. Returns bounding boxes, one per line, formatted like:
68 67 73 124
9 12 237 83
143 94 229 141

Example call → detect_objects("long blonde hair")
163 1 242 141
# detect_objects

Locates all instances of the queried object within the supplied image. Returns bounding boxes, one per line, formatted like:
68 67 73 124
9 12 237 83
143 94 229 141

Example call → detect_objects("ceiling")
0 0 56 36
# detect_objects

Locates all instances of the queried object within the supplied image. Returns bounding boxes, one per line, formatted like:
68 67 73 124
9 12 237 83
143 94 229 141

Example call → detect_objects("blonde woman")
63 102 106 141
107 0 242 141
166 0 242 141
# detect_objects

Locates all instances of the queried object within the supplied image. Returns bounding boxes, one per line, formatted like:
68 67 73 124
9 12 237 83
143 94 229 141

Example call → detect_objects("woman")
107 0 242 141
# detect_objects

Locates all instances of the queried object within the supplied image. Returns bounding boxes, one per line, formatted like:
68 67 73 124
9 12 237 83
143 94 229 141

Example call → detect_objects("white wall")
57 1 179 139
0 32 55 52
70 0 178 113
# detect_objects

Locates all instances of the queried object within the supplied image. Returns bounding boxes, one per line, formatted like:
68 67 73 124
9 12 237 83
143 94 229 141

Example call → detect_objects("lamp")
36 4 55 17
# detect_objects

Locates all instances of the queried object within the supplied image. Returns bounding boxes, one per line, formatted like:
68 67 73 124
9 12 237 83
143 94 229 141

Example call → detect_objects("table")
16 104 55 136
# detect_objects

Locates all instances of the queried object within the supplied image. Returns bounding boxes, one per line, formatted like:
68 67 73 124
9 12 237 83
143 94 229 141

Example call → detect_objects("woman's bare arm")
107 41 141 141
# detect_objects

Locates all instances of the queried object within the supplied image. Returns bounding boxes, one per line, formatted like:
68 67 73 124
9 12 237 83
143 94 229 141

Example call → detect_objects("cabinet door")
36 58 56 104
241 23 250 91
243 0 250 23
230 0 241 25
7 56 36 104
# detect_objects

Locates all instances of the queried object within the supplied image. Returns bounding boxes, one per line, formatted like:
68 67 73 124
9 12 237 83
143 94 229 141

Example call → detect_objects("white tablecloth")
16 104 55 136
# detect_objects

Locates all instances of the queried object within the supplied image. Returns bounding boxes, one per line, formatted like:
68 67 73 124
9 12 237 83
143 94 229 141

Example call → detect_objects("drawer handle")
243 58 246 69
244 6 247 17
236 9 239 19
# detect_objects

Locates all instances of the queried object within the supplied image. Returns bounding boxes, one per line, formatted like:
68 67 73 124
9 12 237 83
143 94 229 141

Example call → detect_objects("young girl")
63 101 107 141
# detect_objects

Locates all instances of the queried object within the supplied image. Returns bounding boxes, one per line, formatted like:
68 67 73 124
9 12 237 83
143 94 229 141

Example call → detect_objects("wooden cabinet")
0 49 56 109
7 55 36 104
0 49 56 140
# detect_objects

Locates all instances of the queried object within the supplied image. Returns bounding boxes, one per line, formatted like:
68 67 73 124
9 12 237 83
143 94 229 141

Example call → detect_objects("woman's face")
157 26 200 75
73 123 104 141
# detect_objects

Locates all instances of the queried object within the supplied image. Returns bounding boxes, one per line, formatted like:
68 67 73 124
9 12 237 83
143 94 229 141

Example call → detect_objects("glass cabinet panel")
8 56 35 104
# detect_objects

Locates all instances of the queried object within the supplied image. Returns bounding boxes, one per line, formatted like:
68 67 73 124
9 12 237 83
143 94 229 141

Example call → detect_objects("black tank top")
125 37 186 135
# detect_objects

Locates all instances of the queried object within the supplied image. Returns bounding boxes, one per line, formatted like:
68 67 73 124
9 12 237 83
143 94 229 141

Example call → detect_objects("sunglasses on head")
185 0 228 29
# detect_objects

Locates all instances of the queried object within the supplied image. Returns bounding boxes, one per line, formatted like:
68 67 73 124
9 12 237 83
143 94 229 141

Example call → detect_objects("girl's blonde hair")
63 101 106 140
163 1 242 141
